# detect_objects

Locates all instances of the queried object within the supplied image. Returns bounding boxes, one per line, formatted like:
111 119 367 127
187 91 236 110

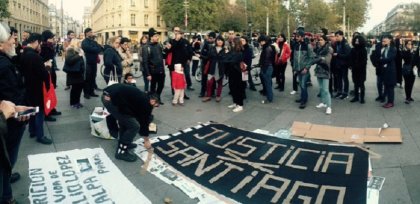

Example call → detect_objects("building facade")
48 4 83 41
2 0 49 41
91 0 167 45
369 2 420 38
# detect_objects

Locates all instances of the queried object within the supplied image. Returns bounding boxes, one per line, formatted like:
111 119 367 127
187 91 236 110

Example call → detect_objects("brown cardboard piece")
291 121 402 144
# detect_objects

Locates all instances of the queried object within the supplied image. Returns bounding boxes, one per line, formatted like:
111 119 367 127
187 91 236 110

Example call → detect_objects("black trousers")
150 73 165 98
102 96 140 144
84 63 97 95
275 63 287 91
229 70 245 106
353 82 365 99
384 84 395 103
403 74 415 99
70 83 84 105
337 67 349 95
191 60 199 76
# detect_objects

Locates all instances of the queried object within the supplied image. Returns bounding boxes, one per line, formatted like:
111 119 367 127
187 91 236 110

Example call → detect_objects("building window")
131 14 136 26
144 14 149 26
144 0 148 8
157 16 161 27
131 0 135 7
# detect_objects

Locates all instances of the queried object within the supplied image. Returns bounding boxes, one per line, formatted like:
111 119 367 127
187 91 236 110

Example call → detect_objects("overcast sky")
52 0 420 32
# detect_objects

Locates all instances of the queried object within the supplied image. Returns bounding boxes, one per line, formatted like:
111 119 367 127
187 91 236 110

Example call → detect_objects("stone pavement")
11 55 420 204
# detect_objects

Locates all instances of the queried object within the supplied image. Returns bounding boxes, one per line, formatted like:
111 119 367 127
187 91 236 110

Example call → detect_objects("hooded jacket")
292 40 314 72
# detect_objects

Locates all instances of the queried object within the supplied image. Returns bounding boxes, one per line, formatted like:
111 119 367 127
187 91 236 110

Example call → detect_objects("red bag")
43 74 57 115
240 61 247 72
204 61 211 75
166 52 173 66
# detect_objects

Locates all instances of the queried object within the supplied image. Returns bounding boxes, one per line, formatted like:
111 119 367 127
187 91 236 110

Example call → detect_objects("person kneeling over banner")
102 84 159 162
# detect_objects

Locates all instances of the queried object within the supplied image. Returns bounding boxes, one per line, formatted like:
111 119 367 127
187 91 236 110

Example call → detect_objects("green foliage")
159 0 369 34
0 0 11 20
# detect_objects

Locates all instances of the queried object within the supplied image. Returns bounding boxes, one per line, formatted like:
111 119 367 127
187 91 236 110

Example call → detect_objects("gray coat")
292 41 314 72
313 43 333 79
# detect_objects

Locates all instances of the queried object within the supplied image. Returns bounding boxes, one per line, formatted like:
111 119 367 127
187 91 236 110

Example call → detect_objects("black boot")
350 87 359 103
115 143 137 162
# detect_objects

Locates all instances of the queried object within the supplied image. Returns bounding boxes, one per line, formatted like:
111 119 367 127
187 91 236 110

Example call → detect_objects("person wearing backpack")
273 34 291 92
258 35 275 104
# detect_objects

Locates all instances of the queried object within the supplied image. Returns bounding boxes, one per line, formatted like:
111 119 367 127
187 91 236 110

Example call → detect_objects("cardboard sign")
291 121 402 144
151 123 369 204
28 148 151 204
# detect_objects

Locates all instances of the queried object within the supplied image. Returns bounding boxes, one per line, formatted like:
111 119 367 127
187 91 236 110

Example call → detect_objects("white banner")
28 148 151 204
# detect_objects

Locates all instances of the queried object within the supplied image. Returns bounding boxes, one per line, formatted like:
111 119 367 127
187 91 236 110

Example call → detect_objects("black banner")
152 123 368 204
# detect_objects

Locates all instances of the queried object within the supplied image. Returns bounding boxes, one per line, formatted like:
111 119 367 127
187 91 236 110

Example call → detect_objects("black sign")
153 123 369 204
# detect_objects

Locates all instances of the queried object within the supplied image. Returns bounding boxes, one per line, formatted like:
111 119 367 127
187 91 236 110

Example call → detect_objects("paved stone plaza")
11 56 420 204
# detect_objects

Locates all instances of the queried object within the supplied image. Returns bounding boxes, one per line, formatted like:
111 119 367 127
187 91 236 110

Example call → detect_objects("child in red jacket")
172 64 186 105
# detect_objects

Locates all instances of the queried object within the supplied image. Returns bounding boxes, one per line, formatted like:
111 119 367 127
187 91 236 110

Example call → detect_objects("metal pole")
61 0 64 39
266 7 269 35
184 0 189 31
287 0 290 43
343 0 346 34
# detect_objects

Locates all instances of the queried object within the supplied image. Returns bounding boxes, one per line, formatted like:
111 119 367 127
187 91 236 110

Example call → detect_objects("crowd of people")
1 20 420 203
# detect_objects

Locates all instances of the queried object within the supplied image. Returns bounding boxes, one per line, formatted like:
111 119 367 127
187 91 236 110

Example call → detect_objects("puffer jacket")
313 43 333 79
103 45 123 76
292 41 314 72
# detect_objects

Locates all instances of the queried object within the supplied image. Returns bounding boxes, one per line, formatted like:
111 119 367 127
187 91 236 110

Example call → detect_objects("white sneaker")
233 106 243 112
228 104 237 109
316 103 327 108
326 107 332 115
290 90 297 95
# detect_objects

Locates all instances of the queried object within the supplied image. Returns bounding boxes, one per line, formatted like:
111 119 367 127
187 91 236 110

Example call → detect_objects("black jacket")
242 44 253 69
335 39 351 68
207 46 227 77
81 37 102 64
0 112 11 175
0 52 26 105
142 42 165 76
259 44 275 69
379 46 397 85
167 38 193 69
65 48 86 85
370 43 383 76
104 84 153 136
21 47 49 108
103 45 123 75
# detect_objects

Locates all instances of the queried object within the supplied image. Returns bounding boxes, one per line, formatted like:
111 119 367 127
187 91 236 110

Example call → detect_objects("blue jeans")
298 72 310 103
317 78 331 107
29 111 45 139
260 65 273 102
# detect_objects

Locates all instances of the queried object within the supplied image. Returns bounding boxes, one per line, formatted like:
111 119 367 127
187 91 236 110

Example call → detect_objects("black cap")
120 37 131 44
335 30 344 36
148 28 158 38
297 30 305 37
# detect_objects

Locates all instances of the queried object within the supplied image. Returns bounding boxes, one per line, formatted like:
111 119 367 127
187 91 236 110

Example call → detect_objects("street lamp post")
184 0 189 31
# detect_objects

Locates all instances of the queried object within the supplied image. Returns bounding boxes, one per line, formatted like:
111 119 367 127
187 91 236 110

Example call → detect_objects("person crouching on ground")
172 64 186 106
102 83 159 162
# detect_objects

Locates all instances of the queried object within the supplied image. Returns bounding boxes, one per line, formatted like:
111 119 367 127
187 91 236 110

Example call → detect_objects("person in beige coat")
119 37 134 76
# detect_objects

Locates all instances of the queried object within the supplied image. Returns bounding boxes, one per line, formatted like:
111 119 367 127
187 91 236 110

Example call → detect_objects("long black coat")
21 47 49 108
379 46 397 86
0 112 11 176
65 48 86 85
350 46 367 83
